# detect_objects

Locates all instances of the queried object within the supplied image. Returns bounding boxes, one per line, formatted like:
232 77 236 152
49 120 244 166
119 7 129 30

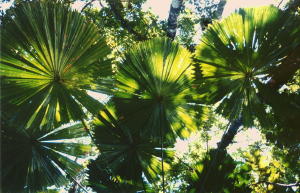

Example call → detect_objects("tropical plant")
90 104 171 184
0 1 112 130
88 156 145 193
1 0 300 192
186 149 251 193
113 37 198 142
193 6 300 127
1 122 91 193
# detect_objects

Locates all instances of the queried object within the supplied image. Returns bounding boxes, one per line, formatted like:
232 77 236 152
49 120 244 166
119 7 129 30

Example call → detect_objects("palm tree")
192 5 300 191
0 1 112 130
2 122 91 193
193 5 300 139
88 103 172 192
114 37 198 142
87 38 199 192
88 156 146 193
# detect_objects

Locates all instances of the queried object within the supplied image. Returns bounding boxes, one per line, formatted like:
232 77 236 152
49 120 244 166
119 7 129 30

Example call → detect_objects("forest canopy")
1 0 300 193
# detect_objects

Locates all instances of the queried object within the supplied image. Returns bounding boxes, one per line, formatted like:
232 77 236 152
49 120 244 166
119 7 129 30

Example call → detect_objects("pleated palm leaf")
193 6 300 126
87 156 145 193
1 122 91 193
91 105 172 184
114 37 196 142
0 1 112 130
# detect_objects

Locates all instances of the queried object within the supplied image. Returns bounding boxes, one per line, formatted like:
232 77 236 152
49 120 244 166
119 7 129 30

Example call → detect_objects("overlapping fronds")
87 156 145 193
0 1 112 130
114 37 198 142
193 6 300 126
91 105 172 183
1 123 91 193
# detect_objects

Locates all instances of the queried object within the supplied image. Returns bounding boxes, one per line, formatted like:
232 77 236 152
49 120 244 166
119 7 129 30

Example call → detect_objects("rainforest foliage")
1 0 300 193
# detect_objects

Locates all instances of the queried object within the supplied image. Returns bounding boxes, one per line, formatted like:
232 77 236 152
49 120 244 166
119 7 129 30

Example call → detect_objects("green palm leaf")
0 1 112 130
114 37 197 142
1 122 91 193
193 6 300 126
91 105 173 184
88 156 145 193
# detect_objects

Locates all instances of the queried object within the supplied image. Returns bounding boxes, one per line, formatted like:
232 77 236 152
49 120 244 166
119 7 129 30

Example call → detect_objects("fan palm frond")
114 37 197 142
193 6 300 126
0 1 112 130
87 156 145 193
91 105 173 183
1 122 91 193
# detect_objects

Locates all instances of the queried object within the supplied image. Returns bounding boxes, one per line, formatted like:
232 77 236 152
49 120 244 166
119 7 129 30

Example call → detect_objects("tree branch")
81 0 96 12
167 0 184 39
254 181 300 187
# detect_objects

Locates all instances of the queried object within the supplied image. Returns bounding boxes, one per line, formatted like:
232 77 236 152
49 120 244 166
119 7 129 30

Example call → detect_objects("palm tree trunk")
167 0 184 39
217 117 243 150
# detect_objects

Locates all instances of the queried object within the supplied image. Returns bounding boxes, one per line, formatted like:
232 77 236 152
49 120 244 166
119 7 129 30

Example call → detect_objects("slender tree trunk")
217 117 243 150
215 0 227 19
167 0 184 39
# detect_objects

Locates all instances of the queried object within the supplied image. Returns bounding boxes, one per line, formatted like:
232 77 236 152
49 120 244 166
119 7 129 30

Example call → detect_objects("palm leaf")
1 122 91 193
87 156 145 193
193 6 300 126
0 1 112 130
114 37 197 142
91 105 173 184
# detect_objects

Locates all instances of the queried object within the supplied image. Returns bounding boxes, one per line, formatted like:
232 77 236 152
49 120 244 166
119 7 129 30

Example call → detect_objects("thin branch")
81 0 96 12
254 181 300 187
98 0 104 7
277 0 285 8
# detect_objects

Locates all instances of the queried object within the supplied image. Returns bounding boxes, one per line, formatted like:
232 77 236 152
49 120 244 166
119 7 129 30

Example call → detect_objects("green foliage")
1 1 299 192
242 145 299 193
91 105 172 183
193 6 300 127
1 122 91 193
257 82 300 148
0 1 111 130
82 2 164 55
114 37 199 142
87 156 144 193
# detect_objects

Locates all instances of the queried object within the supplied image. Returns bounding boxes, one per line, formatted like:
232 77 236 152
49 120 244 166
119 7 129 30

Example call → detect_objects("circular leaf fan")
114 37 196 142
0 1 112 130
92 105 173 183
2 123 91 193
193 6 300 126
